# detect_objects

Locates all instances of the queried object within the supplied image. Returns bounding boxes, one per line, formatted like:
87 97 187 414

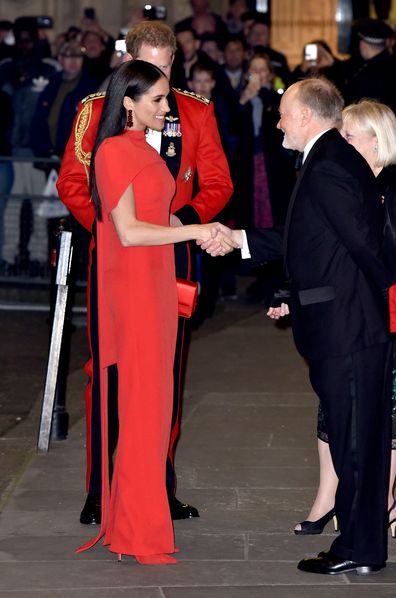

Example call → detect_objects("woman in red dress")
77 60 226 564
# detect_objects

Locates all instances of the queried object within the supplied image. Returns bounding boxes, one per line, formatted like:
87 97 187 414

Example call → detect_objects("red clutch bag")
177 278 198 318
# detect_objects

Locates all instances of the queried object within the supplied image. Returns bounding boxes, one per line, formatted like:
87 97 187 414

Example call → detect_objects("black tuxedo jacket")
248 129 391 360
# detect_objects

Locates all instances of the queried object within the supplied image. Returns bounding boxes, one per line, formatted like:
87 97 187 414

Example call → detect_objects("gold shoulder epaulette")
81 91 106 104
172 88 210 106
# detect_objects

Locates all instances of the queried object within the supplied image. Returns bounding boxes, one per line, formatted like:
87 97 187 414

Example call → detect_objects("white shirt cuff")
241 229 251 259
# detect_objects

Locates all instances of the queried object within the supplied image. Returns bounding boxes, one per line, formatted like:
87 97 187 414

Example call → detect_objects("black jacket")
248 129 392 360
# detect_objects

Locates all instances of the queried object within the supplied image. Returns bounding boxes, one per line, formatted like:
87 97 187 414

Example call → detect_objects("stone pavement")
0 300 395 597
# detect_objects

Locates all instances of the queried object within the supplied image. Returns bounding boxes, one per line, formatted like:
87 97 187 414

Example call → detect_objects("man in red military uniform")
57 21 233 524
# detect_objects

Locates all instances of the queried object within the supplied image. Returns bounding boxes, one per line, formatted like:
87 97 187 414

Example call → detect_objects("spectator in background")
0 17 60 155
31 41 98 163
78 11 115 87
53 25 81 56
224 0 250 35
79 11 115 50
246 13 291 87
175 0 228 45
36 18 53 59
188 62 238 160
240 10 261 41
172 26 215 89
81 30 113 87
0 16 60 270
236 52 294 229
0 21 15 61
199 32 224 64
188 61 216 99
291 39 345 89
235 51 295 304
0 89 13 271
342 18 396 113
220 35 247 96
30 39 96 284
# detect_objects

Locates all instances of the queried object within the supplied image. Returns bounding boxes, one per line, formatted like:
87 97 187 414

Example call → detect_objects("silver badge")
182 166 192 183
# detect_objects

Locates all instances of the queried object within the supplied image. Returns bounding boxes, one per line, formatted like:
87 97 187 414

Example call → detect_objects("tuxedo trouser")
309 342 392 565
87 240 191 498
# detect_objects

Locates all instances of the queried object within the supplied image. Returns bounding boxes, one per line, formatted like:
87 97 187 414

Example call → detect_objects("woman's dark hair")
90 59 166 220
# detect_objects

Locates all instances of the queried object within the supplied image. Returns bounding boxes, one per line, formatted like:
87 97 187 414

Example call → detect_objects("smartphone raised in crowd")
304 43 318 62
142 5 167 20
36 16 53 29
115 39 127 56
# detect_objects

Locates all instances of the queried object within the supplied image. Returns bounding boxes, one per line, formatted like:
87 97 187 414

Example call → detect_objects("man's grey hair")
294 77 344 128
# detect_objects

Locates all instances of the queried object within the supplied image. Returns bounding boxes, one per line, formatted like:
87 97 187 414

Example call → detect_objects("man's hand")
198 223 242 257
267 303 290 319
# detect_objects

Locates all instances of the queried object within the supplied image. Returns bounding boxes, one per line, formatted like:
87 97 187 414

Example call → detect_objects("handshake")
197 223 243 257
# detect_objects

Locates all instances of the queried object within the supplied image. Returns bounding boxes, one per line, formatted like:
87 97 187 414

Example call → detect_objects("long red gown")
78 129 177 557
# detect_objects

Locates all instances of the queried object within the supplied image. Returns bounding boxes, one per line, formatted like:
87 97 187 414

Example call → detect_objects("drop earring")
127 109 133 128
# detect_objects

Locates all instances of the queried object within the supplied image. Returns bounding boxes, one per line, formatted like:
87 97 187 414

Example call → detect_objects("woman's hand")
239 74 261 105
195 222 218 243
196 222 239 256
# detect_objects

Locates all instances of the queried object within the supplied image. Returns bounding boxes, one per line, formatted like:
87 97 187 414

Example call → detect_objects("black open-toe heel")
294 508 338 535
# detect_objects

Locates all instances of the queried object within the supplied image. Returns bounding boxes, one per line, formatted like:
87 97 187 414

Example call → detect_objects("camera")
115 39 127 56
36 16 53 29
304 43 318 62
143 5 167 21
83 7 96 20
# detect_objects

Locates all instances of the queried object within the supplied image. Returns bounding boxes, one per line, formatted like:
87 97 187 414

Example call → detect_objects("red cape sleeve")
95 137 152 218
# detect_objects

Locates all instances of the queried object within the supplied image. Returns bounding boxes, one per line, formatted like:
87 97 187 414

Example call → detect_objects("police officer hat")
357 18 394 45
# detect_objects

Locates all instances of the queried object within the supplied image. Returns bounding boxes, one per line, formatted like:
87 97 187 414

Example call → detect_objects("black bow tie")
295 152 303 170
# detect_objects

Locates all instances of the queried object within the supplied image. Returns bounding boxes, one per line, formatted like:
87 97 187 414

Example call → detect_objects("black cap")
13 16 38 35
357 18 394 45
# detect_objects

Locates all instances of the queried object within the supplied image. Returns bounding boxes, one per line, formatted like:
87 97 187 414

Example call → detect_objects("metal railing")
0 155 90 309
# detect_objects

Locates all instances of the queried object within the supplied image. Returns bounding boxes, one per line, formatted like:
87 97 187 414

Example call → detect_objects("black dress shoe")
80 494 101 525
298 550 385 575
169 496 199 520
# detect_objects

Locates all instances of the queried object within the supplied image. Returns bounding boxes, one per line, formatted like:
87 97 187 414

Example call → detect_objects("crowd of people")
1 0 396 575
2 2 396 311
